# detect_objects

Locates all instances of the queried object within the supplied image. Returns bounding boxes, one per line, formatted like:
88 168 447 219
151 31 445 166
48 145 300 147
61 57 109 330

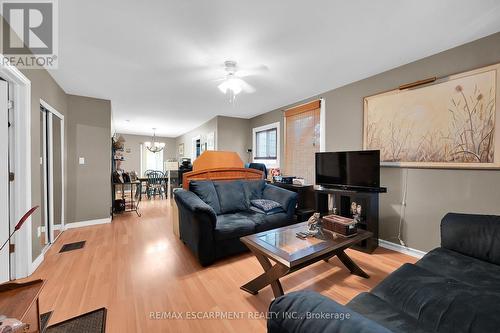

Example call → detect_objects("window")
140 144 164 176
253 122 280 167
255 128 277 159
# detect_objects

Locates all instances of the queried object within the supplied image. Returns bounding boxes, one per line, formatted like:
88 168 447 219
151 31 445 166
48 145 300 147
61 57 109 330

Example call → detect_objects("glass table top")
257 224 328 255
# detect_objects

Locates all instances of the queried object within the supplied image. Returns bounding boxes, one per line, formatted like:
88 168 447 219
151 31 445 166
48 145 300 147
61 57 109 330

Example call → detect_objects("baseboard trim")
30 252 44 275
65 217 112 230
378 239 427 259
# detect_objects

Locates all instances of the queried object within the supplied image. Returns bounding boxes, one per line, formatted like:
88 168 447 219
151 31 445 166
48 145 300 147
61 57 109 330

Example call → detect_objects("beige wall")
248 32 500 252
217 116 251 163
66 95 111 223
117 133 176 174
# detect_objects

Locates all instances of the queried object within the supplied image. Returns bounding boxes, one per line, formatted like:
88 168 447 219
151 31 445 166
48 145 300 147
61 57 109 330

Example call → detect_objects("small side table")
0 279 44 332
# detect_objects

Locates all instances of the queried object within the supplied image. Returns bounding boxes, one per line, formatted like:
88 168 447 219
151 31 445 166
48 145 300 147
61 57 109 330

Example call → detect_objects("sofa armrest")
268 291 394 333
263 184 298 218
174 189 217 266
441 212 500 265
174 188 217 223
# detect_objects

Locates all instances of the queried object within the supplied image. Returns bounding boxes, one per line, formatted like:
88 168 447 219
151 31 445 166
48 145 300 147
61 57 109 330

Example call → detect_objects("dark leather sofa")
174 179 297 266
268 213 500 333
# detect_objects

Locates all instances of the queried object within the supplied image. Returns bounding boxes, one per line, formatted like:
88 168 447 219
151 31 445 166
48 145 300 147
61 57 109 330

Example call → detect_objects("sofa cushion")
417 247 500 291
215 212 258 241
269 291 394 333
371 263 500 333
189 180 221 214
242 180 265 202
255 212 290 232
214 181 249 213
348 292 427 333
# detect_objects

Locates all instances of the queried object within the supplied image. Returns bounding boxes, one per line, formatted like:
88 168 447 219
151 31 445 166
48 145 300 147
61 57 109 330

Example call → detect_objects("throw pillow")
189 180 221 214
250 199 284 215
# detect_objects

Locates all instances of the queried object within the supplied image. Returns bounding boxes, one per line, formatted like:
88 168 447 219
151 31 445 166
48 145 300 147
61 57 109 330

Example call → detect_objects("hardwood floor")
25 199 416 332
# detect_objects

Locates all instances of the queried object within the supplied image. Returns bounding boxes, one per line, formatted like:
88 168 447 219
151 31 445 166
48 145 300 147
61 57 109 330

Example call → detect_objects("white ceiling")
50 0 500 138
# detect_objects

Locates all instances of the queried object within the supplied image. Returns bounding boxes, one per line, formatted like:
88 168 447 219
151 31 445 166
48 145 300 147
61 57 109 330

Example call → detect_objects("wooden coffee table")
240 222 372 298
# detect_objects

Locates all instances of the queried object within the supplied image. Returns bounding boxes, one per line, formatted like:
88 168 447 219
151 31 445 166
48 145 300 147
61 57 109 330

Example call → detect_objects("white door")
40 102 64 244
0 80 9 283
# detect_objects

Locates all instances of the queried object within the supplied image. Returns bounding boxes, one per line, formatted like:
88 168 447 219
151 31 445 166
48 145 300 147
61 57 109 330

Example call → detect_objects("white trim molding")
0 54 32 279
30 252 44 275
65 217 112 230
378 239 427 259
252 122 280 168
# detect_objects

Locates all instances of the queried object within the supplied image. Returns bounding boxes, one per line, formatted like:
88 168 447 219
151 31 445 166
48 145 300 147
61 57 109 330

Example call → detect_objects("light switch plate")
79 157 85 165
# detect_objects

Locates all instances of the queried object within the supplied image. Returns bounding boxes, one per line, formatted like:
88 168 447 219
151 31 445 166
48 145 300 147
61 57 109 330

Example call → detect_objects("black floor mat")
45 308 106 333
59 241 86 253
40 311 53 333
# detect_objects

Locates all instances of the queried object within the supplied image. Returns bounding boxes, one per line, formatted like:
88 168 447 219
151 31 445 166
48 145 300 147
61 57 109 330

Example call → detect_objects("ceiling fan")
216 60 267 103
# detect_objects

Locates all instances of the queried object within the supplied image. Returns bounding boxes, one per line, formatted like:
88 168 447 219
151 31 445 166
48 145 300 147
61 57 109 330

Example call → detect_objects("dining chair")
146 170 165 199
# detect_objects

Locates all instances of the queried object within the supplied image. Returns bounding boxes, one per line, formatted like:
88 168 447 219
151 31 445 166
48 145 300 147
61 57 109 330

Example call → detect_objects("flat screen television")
315 150 380 190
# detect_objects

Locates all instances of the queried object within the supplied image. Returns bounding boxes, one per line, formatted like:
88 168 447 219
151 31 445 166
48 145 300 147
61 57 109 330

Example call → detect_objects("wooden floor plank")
22 199 416 332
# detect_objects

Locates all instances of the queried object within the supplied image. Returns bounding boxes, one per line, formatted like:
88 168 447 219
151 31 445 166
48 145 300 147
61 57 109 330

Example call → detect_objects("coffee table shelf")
240 222 372 298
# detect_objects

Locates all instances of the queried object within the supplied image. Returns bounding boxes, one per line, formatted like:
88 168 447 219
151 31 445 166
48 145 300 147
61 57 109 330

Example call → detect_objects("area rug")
45 308 106 333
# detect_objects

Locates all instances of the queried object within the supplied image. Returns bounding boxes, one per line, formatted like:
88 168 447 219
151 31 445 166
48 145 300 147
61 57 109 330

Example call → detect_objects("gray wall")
117 133 176 173
249 110 284 167
175 117 218 160
66 95 111 224
217 116 251 163
19 68 68 261
175 116 253 163
2 17 111 265
248 32 500 252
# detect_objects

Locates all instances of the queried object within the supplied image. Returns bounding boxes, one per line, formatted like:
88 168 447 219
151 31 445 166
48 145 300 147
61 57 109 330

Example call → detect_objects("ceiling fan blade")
210 77 226 83
240 80 256 93
235 64 269 78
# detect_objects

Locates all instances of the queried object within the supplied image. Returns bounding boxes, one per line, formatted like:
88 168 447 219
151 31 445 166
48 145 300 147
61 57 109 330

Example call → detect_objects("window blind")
284 100 321 184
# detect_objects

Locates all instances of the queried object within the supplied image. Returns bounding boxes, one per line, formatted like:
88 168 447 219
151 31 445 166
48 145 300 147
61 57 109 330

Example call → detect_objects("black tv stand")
314 185 385 253
317 185 387 193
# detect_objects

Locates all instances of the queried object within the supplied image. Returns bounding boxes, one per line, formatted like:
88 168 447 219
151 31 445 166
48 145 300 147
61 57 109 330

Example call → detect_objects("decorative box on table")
322 214 357 237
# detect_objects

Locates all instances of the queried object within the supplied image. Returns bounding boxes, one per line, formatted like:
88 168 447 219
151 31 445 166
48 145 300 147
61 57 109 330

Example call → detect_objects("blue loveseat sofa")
267 213 500 333
174 179 297 266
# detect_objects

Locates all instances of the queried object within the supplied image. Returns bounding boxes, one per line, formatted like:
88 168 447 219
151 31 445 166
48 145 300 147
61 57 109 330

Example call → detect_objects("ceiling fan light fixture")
218 77 243 95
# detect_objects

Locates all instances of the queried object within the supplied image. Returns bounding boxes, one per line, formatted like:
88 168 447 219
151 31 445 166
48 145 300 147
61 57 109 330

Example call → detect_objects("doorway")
192 136 201 161
39 101 64 248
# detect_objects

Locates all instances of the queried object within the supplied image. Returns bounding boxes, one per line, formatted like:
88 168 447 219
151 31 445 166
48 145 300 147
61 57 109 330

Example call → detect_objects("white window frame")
252 122 280 168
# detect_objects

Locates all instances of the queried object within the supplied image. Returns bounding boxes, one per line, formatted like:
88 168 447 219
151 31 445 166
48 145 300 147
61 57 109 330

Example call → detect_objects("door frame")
0 55 33 279
0 80 9 283
191 135 200 161
40 99 65 242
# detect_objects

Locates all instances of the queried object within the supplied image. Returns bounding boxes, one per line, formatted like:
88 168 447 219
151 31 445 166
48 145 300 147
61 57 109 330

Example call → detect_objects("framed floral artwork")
363 63 499 169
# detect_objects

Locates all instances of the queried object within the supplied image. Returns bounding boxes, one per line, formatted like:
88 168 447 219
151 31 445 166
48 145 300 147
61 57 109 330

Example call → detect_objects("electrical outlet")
79 157 85 165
